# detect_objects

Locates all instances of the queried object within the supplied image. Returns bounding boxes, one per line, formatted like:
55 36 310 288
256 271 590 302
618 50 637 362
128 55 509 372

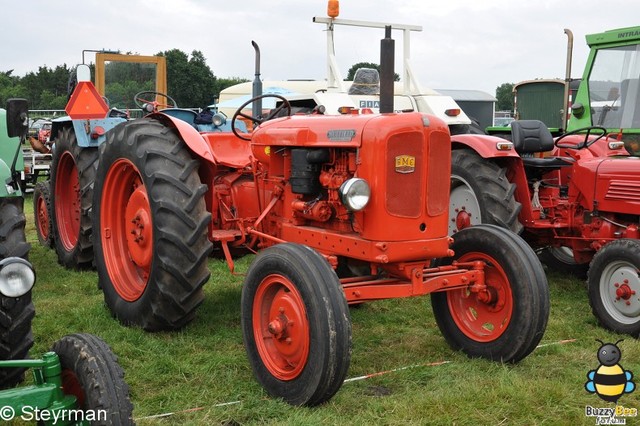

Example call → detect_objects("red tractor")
451 122 639 335
88 30 550 406
448 26 640 336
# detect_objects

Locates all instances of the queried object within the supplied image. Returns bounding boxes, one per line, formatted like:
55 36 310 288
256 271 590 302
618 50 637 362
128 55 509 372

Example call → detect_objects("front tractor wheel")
50 127 98 268
241 244 352 406
432 225 549 362
93 118 212 331
51 334 133 425
588 239 640 336
450 149 522 235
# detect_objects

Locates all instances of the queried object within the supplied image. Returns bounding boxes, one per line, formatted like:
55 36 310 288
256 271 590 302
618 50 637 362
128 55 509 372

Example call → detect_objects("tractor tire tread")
0 198 32 388
51 127 98 269
33 180 54 247
451 149 523 234
95 118 212 331
51 333 133 425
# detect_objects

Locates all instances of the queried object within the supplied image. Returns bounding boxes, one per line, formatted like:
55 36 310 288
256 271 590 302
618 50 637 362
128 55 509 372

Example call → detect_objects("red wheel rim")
61 369 86 409
36 193 50 241
101 159 152 301
55 152 80 251
447 252 513 342
253 274 310 380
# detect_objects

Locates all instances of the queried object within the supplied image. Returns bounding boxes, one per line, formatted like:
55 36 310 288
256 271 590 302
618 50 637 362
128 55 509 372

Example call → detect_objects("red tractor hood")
251 113 377 150
573 156 640 213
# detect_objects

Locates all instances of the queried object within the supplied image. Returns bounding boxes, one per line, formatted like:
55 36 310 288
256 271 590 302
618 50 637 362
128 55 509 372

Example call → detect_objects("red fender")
149 112 216 165
451 134 521 159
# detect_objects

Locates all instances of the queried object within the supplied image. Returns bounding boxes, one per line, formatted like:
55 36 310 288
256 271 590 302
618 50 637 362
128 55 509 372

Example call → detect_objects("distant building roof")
436 89 496 102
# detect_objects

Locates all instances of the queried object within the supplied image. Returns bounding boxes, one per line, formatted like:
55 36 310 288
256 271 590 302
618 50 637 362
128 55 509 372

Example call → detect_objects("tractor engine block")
289 149 356 231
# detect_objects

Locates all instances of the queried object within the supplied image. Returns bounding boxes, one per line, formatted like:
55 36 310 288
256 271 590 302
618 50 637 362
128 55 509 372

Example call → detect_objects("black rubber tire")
450 149 523 235
33 180 53 248
539 246 589 278
0 197 33 388
0 198 30 260
587 239 640 336
93 118 212 331
51 333 133 425
431 225 549 363
50 127 98 269
241 243 352 406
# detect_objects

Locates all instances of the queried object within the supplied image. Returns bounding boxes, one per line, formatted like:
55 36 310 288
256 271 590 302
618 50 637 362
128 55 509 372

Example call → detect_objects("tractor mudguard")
149 112 217 166
51 116 126 148
451 134 521 159
71 117 126 148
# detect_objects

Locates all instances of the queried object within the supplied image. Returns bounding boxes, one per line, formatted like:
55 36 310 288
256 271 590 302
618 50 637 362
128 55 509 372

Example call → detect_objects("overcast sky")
3 0 640 96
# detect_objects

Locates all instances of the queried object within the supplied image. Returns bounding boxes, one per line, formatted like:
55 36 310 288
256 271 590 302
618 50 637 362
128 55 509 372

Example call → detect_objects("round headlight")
212 113 226 127
0 258 35 298
339 178 371 211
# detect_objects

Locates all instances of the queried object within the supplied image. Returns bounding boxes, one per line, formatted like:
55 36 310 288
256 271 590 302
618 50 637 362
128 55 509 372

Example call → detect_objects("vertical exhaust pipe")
380 26 395 114
252 40 262 118
563 29 573 130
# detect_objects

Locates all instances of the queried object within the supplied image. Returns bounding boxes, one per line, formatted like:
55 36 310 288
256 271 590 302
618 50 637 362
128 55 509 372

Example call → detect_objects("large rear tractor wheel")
51 333 133 425
449 149 522 235
0 197 33 388
50 127 98 269
588 239 640 336
33 180 53 248
432 225 549 362
93 118 212 331
241 243 352 406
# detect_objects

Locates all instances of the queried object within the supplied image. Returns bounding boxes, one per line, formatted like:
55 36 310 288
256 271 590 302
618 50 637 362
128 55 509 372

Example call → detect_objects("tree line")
495 82 515 112
0 49 248 112
1 51 515 114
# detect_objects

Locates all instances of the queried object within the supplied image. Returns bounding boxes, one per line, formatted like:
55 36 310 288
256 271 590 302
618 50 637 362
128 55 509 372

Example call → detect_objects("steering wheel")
231 94 292 141
134 91 178 113
554 126 608 150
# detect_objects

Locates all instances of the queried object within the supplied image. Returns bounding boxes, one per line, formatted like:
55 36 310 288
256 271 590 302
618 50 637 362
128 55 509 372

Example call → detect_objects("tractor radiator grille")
386 132 424 217
426 130 451 216
605 180 640 202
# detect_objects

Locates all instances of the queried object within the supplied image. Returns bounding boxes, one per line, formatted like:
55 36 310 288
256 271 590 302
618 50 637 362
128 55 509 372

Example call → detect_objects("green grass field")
22 194 640 425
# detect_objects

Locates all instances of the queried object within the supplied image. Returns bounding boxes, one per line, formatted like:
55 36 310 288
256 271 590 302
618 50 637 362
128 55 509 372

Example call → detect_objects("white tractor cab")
218 2 478 135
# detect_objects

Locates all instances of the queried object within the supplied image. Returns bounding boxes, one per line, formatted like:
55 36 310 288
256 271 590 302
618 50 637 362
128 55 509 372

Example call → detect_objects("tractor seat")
510 120 574 170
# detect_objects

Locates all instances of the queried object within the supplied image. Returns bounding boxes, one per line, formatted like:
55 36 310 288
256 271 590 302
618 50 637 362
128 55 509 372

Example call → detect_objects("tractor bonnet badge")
395 155 416 174
327 129 356 142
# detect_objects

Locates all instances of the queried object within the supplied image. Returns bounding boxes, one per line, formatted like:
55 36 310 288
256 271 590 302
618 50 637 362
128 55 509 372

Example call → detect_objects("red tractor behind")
449 26 640 336
88 31 550 406
451 124 639 334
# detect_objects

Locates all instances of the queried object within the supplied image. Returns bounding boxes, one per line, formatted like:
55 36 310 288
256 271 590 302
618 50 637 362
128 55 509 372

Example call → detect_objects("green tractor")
0 99 32 388
0 330 134 425
568 26 640 154
487 26 640 152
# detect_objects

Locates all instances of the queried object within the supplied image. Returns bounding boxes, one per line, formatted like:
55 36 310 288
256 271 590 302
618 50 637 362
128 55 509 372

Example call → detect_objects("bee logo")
585 339 635 403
